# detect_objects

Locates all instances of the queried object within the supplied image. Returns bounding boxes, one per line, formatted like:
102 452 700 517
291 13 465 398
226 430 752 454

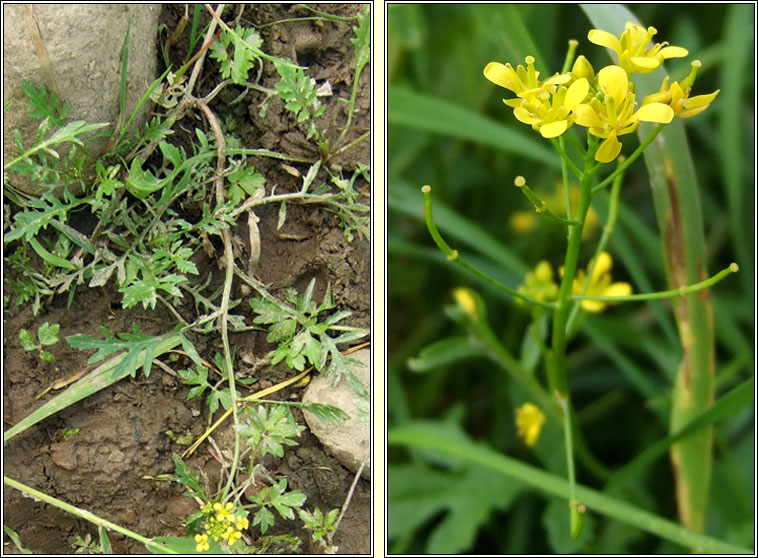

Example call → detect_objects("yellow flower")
484 57 589 138
483 56 542 97
213 502 234 522
573 251 632 312
515 402 546 446
235 514 249 531
642 60 720 118
517 260 559 305
194 533 210 552
588 22 688 74
573 65 674 162
224 526 243 546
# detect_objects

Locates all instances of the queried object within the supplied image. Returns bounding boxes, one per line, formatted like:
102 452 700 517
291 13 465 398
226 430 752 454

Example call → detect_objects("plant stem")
421 185 555 309
573 263 738 303
196 98 241 501
546 139 597 536
4 476 176 553
566 163 624 336
591 123 666 195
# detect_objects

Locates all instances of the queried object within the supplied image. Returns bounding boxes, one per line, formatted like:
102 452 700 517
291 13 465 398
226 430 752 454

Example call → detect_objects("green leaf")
98 526 112 554
21 80 67 126
3 525 32 554
125 157 166 199
37 322 60 346
4 192 75 243
253 507 275 535
120 279 158 309
39 351 56 363
18 329 36 351
301 402 349 425
351 5 370 68
158 140 183 167
172 453 204 499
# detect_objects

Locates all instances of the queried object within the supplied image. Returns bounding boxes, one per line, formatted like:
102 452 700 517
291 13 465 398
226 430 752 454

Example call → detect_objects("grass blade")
582 4 719 535
4 332 182 442
389 86 559 167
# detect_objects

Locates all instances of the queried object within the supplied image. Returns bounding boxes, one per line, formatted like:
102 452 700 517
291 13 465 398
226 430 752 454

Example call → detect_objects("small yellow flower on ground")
588 22 688 74
573 251 632 312
194 533 210 552
235 514 249 531
213 502 234 522
224 526 243 546
515 402 546 446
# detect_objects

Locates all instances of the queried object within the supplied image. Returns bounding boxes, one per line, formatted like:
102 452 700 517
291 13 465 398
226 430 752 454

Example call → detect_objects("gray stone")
3 4 161 195
302 348 370 480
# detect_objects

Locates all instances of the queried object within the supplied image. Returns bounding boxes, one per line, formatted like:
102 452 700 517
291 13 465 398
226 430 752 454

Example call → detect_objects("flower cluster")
483 55 589 139
194 502 250 551
484 21 719 162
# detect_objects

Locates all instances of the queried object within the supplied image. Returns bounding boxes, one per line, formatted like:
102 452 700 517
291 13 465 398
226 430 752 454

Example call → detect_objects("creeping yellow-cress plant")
421 20 734 540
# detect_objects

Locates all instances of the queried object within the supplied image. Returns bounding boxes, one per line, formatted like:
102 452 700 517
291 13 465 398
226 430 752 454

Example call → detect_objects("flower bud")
572 55 595 81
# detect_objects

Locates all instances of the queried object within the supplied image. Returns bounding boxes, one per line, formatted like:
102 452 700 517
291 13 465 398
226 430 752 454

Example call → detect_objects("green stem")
573 263 738 303
566 163 624 336
547 137 598 538
4 476 176 553
551 137 582 180
421 185 554 309
515 177 581 226
592 123 666 195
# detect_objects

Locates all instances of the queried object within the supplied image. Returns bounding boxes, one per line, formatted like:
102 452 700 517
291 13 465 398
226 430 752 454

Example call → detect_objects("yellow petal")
565 78 590 109
540 120 568 138
657 45 689 59
592 252 613 279
635 102 674 123
685 90 720 108
514 106 541 125
484 62 518 91
573 104 604 128
642 90 671 106
544 72 572 86
629 56 661 71
603 282 633 298
597 65 629 104
678 104 709 118
669 81 686 103
581 299 607 313
588 29 621 53
595 133 622 163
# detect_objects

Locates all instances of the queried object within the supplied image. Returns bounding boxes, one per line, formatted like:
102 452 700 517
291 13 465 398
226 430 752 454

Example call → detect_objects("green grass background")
386 4 754 554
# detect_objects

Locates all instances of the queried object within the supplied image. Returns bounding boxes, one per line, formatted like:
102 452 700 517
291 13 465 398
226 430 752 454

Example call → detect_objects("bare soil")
3 4 370 555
